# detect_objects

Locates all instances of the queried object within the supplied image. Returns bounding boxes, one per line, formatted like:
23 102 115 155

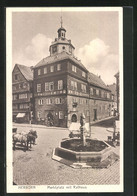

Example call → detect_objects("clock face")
52 46 57 53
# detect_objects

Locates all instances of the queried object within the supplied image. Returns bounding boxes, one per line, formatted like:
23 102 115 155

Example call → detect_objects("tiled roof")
88 72 110 90
16 64 33 81
34 51 88 71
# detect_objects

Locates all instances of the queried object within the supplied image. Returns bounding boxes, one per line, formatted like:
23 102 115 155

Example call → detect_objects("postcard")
6 7 123 193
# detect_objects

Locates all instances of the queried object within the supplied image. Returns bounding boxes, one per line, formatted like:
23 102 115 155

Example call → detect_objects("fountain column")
80 113 87 146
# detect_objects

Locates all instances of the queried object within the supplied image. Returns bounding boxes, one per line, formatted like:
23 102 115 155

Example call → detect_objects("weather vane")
61 15 63 27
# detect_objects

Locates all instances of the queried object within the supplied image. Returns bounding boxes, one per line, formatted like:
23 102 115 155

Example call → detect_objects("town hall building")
33 21 113 128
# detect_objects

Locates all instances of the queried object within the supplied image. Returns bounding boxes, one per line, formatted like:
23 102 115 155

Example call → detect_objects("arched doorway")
71 114 77 122
47 112 54 126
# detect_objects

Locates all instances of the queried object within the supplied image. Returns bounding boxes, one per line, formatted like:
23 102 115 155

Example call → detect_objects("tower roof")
57 15 66 32
57 27 66 33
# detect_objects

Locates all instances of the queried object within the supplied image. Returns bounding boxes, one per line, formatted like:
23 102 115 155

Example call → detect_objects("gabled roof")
14 64 33 81
88 72 110 91
34 51 88 71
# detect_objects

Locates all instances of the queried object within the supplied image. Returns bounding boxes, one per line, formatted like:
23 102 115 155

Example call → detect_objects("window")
38 99 43 105
23 83 27 89
19 104 24 109
13 104 18 109
45 82 54 91
82 71 86 78
86 99 88 104
74 82 77 90
50 66 54 72
107 92 110 99
46 98 53 105
71 81 74 90
45 83 49 91
96 89 99 96
37 84 41 92
72 65 76 72
14 74 18 80
55 98 62 104
81 84 86 93
13 94 17 100
71 81 77 90
19 103 29 109
57 64 61 71
52 46 57 53
44 67 47 74
59 111 64 119
90 88 93 95
49 82 54 91
94 89 96 95
19 93 27 99
58 80 63 90
72 97 78 103
62 46 65 50
38 69 41 75
104 92 107 98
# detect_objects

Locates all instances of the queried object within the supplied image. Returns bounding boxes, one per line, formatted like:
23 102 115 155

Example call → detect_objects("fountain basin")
52 138 119 168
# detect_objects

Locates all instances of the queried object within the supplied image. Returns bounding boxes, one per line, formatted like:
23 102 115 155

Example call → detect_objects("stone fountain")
52 114 119 168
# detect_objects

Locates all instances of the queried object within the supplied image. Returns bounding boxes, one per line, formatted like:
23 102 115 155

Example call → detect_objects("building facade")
12 64 34 123
33 23 114 127
114 72 120 115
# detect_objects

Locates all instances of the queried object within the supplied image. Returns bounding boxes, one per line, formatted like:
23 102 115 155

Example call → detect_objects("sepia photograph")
6 7 123 193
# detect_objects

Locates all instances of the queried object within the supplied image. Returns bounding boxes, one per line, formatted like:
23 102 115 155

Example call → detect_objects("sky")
12 9 121 85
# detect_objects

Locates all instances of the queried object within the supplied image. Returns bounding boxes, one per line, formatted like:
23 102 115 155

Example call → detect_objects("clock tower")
49 17 75 56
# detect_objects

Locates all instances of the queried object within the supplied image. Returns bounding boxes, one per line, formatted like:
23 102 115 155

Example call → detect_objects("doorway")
93 109 97 121
47 112 54 126
71 114 77 122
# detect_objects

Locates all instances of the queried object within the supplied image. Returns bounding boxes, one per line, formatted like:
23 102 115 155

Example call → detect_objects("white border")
6 7 123 193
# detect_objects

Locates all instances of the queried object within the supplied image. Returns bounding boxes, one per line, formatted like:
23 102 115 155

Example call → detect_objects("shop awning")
16 113 25 118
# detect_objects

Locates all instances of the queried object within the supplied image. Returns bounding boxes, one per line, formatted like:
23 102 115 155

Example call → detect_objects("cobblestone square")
13 123 120 185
